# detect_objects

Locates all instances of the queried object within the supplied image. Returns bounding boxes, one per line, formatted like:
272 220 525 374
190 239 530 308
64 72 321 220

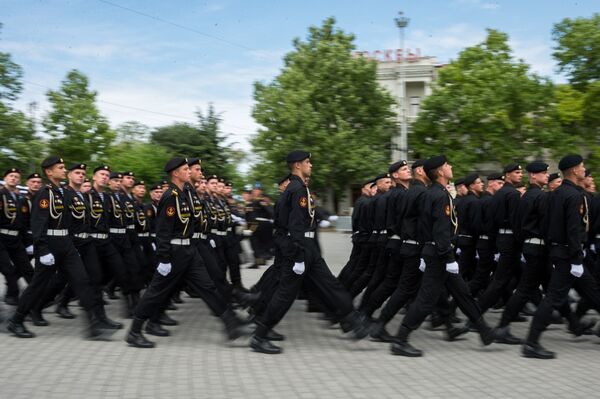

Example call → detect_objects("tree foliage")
251 17 395 200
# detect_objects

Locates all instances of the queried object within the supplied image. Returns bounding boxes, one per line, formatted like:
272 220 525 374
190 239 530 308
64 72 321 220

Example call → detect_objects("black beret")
41 156 64 169
4 168 21 177
27 172 42 180
109 172 123 179
164 157 188 173
188 158 201 167
454 178 465 186
83 178 91 183
585 169 592 178
150 183 163 191
161 180 169 185
558 154 583 171
487 172 504 181
278 174 291 185
123 171 135 177
548 172 561 182
388 160 408 174
411 159 425 170
463 173 480 186
67 163 87 171
374 173 391 182
133 180 145 187
514 182 525 189
423 155 447 173
362 178 375 187
286 150 311 163
218 178 225 183
225 181 233 187
525 161 548 173
206 174 219 182
503 163 522 174
93 165 111 174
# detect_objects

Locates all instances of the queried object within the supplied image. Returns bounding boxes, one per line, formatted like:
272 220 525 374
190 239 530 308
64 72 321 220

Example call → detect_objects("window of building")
410 96 420 116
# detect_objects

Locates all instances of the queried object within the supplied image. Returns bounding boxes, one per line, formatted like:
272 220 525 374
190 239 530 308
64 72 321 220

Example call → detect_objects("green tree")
43 69 115 164
250 17 395 204
105 141 172 185
411 29 568 175
552 14 600 91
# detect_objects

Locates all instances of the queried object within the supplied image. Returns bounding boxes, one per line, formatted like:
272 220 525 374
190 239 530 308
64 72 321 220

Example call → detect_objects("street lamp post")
395 11 409 161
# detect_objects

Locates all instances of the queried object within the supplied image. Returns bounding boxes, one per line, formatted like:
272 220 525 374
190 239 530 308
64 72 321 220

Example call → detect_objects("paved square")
1 232 598 398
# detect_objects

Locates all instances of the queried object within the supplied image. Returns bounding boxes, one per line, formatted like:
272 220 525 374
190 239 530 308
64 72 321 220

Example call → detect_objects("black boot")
339 311 370 340
444 322 469 342
122 295 133 319
172 292 184 304
265 329 285 341
98 307 123 329
390 325 422 357
369 320 395 343
232 287 261 308
88 309 118 340
428 312 445 330
495 326 523 345
250 335 282 354
56 304 75 319
474 317 497 346
158 312 178 326
7 313 35 338
221 309 254 340
568 318 595 336
30 310 49 326
145 321 170 337
126 318 155 348
522 327 555 359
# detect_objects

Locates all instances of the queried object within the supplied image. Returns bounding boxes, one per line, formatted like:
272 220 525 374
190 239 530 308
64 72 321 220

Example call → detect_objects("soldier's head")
411 160 429 184
196 178 207 195
93 165 111 188
67 163 87 187
81 179 92 194
584 169 595 193
375 173 392 193
525 161 549 188
132 181 146 199
486 173 504 194
278 174 291 193
503 163 523 185
464 173 484 195
454 178 467 196
164 157 191 186
108 172 123 191
121 172 135 190
548 173 562 191
206 175 219 195
286 150 312 179
558 154 585 184
26 173 43 194
3 168 22 189
424 155 452 184
188 158 202 183
41 156 66 184
217 178 226 194
389 160 411 185
361 179 374 196
224 182 233 196
149 184 163 202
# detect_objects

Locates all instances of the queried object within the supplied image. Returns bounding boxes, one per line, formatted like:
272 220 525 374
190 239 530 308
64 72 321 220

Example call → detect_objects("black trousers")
499 244 548 327
139 237 157 285
92 237 134 294
477 234 521 313
256 238 354 330
458 244 477 281
223 235 242 286
0 236 34 297
401 253 483 331
469 240 496 297
528 256 600 339
337 240 362 286
195 240 232 301
135 244 227 320
111 235 144 292
349 242 381 297
358 242 391 308
16 238 97 317
377 253 422 323
359 244 403 316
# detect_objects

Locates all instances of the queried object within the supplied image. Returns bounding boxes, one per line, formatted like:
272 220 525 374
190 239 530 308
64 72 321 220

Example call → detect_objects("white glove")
328 215 339 222
157 262 172 276
583 249 587 258
475 253 480 260
231 214 246 224
446 261 459 274
520 254 526 263
570 264 584 278
494 253 500 262
293 261 305 275
419 258 426 272
456 248 462 256
591 244 596 253
151 243 156 251
210 239 216 248
242 229 253 237
319 220 331 228
39 253 55 266
25 245 34 255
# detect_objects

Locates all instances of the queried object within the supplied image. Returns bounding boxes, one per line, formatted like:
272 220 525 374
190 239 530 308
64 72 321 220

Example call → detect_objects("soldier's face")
80 182 92 194
27 178 42 193
548 178 562 191
122 175 135 188
4 172 21 188
395 165 412 181
506 170 523 184
133 185 146 198
68 169 86 185
377 178 392 193
456 185 468 196
300 158 312 177
173 165 191 183
217 182 225 193
224 186 232 196
207 179 218 193
94 170 110 187
488 180 504 193
190 165 203 182
46 164 66 181
470 178 484 194
572 163 586 182
150 189 163 202
109 178 122 191
442 162 453 180
530 171 549 186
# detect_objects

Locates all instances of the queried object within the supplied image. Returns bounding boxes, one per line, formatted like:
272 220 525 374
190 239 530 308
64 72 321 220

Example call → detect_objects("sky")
2 0 597 170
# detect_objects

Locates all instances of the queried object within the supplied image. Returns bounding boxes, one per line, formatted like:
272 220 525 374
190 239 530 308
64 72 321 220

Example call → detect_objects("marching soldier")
132 180 155 284
548 172 562 192
455 173 484 281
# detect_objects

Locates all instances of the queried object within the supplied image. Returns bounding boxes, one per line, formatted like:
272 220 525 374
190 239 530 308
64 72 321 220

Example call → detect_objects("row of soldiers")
1 158 261 342
337 155 600 359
